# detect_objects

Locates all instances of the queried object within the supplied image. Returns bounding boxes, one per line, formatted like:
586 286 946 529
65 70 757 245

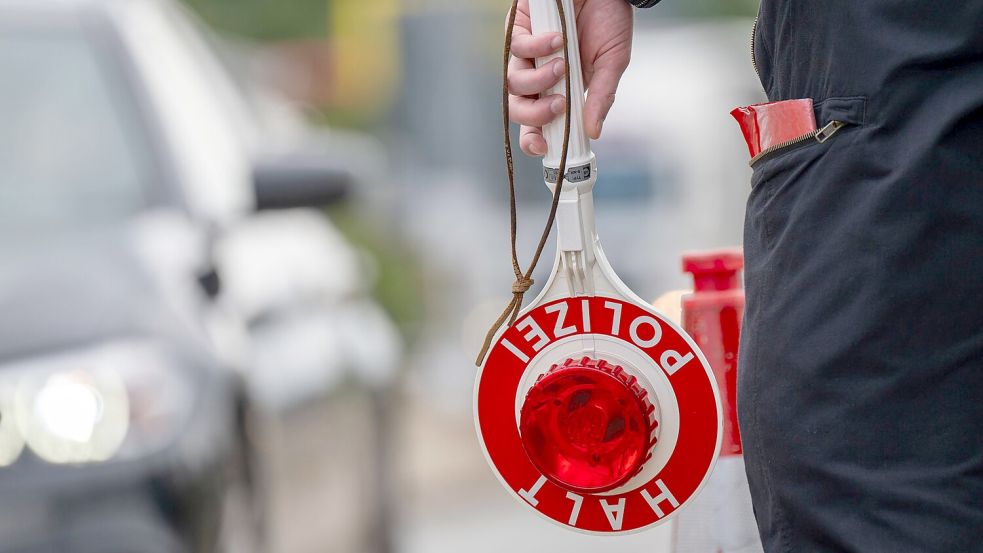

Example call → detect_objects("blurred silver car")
0 0 401 552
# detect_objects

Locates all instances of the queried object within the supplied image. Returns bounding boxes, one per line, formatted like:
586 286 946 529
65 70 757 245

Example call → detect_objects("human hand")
507 0 633 157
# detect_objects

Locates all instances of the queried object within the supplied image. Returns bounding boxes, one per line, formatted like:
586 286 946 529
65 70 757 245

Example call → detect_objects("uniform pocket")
750 96 867 175
747 96 867 248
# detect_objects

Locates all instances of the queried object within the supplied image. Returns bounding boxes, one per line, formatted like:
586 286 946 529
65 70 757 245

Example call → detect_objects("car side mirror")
252 155 352 211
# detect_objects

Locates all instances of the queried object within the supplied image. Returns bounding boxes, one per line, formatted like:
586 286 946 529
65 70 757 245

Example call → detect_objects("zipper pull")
815 120 846 143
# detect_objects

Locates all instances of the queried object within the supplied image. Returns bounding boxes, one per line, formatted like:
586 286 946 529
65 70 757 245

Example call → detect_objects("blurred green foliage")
182 0 760 42
326 205 427 344
668 0 759 17
182 0 330 40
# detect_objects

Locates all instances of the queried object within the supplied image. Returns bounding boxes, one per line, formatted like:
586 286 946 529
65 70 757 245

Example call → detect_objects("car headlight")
0 384 24 467
0 341 196 466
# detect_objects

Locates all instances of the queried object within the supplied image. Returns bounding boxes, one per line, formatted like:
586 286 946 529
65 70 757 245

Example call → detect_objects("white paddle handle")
528 0 596 187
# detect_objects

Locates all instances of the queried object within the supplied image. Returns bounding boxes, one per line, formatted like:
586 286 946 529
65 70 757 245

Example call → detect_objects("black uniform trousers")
738 1 983 552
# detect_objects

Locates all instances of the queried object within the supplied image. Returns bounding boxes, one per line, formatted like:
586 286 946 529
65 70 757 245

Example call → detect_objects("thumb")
584 61 628 140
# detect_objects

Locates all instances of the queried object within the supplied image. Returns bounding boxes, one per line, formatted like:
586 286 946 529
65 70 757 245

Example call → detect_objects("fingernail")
551 36 563 50
550 97 566 114
553 60 566 77
596 118 605 137
530 142 546 156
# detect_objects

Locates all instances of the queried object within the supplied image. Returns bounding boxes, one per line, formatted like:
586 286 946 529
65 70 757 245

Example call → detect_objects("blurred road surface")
393 396 674 553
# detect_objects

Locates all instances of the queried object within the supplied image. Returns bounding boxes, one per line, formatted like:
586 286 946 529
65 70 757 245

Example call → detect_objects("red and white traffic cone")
672 250 763 553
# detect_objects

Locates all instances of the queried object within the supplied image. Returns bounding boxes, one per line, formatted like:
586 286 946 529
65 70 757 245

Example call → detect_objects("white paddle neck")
526 0 640 307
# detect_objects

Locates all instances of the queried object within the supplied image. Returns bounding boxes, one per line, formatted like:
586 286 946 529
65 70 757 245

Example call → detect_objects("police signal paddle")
474 0 723 534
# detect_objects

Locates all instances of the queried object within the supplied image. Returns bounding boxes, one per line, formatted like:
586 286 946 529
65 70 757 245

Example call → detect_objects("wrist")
626 0 661 7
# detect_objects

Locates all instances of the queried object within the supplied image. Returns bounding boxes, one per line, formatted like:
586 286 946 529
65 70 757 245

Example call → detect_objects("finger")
520 126 547 157
509 94 566 127
508 57 566 97
510 32 564 60
584 62 629 139
507 0 561 58
505 2 533 44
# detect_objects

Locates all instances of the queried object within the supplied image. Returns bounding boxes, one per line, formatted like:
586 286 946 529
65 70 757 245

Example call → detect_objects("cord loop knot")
475 0 572 366
512 277 535 295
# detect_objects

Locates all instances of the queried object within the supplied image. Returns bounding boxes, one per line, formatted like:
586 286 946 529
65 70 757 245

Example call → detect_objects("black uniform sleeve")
626 0 662 7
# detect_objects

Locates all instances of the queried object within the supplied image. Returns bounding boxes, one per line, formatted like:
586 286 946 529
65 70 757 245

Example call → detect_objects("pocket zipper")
751 16 760 81
749 120 846 167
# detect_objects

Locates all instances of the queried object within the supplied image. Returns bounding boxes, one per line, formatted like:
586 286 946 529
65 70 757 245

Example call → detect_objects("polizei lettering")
504 298 696 377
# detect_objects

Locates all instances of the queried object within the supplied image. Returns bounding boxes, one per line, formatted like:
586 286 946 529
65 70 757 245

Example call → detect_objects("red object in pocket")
731 99 817 159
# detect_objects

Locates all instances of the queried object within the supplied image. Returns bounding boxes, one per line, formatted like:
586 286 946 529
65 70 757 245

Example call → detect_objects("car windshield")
0 19 156 233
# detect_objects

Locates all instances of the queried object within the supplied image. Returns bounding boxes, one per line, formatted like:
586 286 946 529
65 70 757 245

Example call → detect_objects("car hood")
0 215 208 362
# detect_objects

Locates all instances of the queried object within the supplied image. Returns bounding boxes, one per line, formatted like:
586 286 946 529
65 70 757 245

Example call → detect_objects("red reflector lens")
519 358 656 493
